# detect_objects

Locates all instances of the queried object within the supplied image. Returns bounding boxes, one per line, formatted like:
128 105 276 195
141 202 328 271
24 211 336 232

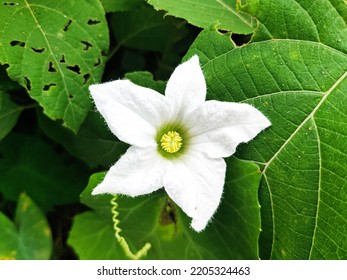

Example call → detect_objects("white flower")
89 55 271 232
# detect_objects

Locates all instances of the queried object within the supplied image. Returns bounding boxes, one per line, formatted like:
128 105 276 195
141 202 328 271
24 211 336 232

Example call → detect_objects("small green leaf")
0 193 52 260
0 132 89 211
70 157 262 259
0 90 23 141
125 71 166 94
0 0 109 132
147 0 256 34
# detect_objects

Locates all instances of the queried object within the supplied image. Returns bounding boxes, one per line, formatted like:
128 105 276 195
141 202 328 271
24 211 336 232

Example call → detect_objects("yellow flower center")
160 131 182 153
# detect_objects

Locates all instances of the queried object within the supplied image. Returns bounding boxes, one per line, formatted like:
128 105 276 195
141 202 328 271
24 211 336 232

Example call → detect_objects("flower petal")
163 151 226 232
89 80 169 148
187 100 271 158
165 55 206 120
92 146 165 197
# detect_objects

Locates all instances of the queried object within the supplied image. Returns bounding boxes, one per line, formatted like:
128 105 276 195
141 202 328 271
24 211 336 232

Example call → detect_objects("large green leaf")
0 0 109 132
0 132 89 210
0 193 52 259
147 0 256 34
0 90 23 141
69 157 262 259
185 0 347 259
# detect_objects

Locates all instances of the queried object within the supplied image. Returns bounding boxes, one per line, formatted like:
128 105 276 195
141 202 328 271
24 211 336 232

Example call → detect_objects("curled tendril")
110 195 152 260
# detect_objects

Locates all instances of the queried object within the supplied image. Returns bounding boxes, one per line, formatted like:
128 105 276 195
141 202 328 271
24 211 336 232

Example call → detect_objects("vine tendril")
110 195 152 260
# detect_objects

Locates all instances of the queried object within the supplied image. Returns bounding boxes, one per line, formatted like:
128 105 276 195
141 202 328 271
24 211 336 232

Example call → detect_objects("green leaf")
80 172 113 219
125 71 166 94
39 111 128 168
147 0 256 34
0 132 89 211
0 212 17 259
185 29 236 64
0 193 52 259
0 90 23 141
100 0 146 12
186 0 347 259
67 211 124 260
69 157 262 259
242 0 347 53
0 0 109 132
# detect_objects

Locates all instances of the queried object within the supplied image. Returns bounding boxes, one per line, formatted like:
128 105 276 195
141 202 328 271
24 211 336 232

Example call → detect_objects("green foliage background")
0 0 346 260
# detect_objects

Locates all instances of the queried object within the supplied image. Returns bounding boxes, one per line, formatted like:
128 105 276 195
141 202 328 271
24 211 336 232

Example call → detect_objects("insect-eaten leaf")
0 0 109 132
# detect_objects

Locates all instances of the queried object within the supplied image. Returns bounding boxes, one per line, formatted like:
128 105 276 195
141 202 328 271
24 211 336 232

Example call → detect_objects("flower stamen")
160 131 182 153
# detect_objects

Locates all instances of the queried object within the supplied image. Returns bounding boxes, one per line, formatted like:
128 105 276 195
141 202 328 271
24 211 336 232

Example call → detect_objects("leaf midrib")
263 70 347 174
23 0 76 126
264 70 347 259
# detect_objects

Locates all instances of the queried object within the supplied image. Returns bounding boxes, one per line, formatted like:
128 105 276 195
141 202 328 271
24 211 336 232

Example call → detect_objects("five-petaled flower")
89 55 271 232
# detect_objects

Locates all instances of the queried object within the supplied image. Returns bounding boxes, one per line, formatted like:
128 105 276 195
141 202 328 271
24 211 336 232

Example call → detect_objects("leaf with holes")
68 156 262 259
0 0 109 132
185 0 347 259
147 0 256 34
0 193 52 259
